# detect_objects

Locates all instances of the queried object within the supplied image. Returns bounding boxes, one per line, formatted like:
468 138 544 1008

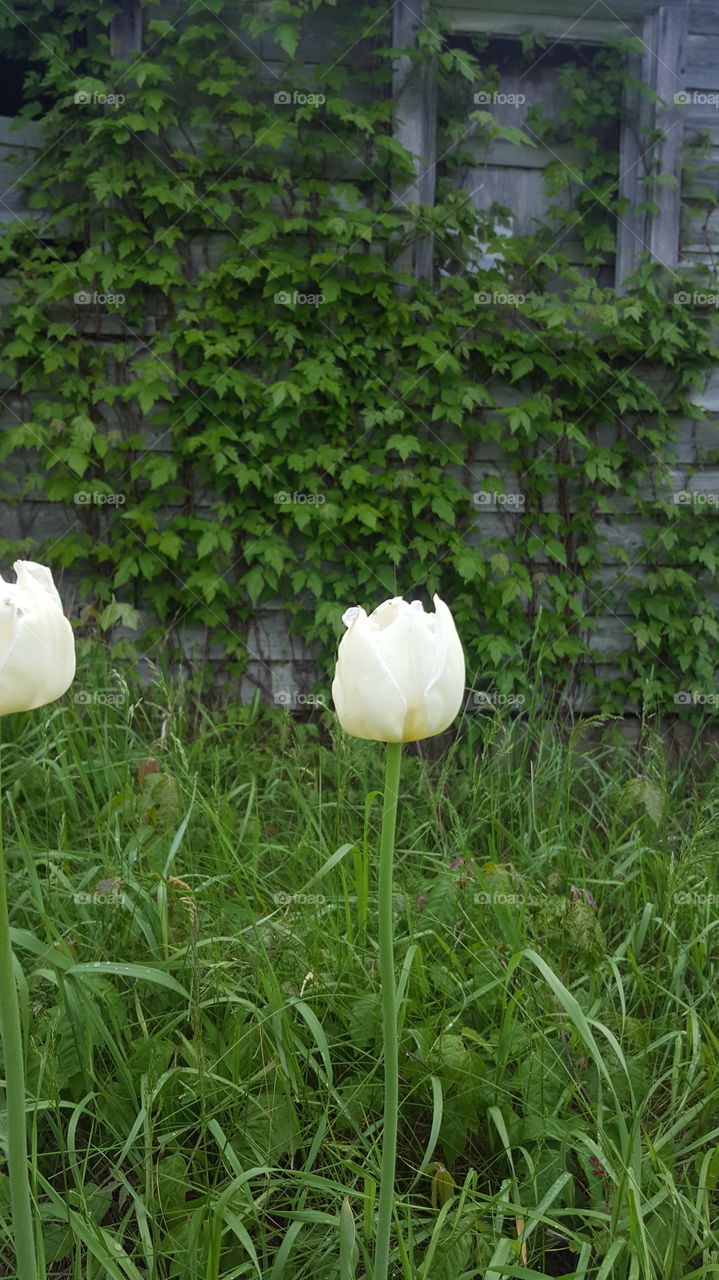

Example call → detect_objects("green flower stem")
373 740 402 1280
0 787 38 1280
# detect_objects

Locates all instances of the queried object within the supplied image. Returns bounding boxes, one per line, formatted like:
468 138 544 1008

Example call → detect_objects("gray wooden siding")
435 0 719 712
0 0 718 710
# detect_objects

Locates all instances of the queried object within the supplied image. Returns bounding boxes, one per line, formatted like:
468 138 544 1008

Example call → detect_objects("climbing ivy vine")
0 0 716 715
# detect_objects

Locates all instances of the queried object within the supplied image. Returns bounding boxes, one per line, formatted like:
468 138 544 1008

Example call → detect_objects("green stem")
372 740 402 1280
0 777 38 1280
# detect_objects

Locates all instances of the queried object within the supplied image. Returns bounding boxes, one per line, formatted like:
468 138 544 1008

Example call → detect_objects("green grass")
0 658 718 1279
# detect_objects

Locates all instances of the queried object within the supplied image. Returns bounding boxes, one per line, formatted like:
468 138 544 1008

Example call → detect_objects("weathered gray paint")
647 5 689 271
0 0 718 707
110 0 142 59
391 0 437 281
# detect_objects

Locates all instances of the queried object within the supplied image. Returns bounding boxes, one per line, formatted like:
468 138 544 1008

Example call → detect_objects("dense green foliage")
1 670 718 1277
0 0 717 712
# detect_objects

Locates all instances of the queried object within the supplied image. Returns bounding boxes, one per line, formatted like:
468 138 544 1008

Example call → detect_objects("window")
391 0 692 287
438 35 619 288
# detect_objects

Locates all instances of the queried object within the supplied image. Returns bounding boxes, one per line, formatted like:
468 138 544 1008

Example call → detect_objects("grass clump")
0 659 718 1278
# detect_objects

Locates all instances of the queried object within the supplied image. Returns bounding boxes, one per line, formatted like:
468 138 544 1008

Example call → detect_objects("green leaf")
510 356 534 381
98 599 141 631
67 963 189 998
136 381 169 413
431 496 455 524
545 539 567 567
386 434 420 461
242 566 265 604
274 23 300 57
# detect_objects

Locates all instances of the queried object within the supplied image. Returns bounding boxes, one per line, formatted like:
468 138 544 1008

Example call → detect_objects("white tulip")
0 561 76 715
331 593 465 742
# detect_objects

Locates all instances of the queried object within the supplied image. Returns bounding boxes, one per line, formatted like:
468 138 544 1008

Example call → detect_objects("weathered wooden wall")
434 0 719 703
0 0 718 709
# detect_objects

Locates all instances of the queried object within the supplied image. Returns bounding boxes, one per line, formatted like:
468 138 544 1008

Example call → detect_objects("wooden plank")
110 0 143 59
679 248 719 270
448 0 687 12
585 618 635 654
473 49 565 125
461 164 588 258
392 0 437 282
0 115 43 225
454 420 715 465
649 6 689 269
682 173 719 204
467 139 584 170
676 103 719 135
11 479 719 536
0 501 83 545
442 8 638 42
151 1 380 68
461 513 676 555
682 230 719 254
7 425 714 471
463 474 719 516
617 3 689 286
689 4 719 36
0 154 36 215
0 118 75 233
0 116 44 149
688 367 719 410
685 35 719 88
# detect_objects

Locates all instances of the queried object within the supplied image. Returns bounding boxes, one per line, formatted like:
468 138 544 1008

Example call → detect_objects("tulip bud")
331 593 465 742
0 561 76 715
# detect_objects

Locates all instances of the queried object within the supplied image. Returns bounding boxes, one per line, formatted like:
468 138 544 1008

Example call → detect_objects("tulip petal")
331 592 465 743
371 600 437 740
331 606 408 741
0 594 17 672
14 560 63 605
0 562 75 715
422 594 465 735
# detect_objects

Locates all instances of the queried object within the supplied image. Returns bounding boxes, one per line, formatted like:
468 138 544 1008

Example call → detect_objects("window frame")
392 0 691 287
110 0 143 60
